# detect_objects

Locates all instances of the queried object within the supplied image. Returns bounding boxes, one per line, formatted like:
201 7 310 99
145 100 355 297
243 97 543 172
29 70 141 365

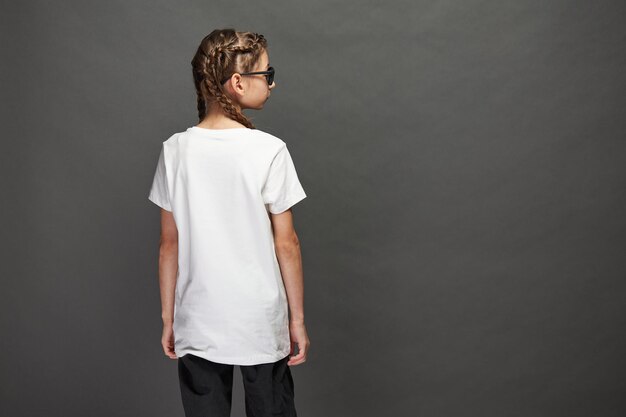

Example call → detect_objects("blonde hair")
191 28 268 129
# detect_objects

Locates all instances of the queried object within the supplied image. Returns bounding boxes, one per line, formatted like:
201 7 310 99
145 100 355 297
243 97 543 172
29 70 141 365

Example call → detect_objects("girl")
148 28 310 417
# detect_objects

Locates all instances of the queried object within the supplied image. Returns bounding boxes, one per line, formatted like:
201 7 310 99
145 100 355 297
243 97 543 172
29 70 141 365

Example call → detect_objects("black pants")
178 353 297 417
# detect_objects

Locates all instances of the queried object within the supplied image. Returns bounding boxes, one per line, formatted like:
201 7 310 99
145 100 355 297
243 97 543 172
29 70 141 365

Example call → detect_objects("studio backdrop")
1 1 625 416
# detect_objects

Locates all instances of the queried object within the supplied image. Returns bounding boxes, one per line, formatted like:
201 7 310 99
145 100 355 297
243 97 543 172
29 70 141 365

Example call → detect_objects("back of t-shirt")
148 126 307 365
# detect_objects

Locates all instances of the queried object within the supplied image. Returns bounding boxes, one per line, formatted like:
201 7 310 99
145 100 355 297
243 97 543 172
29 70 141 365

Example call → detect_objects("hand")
162 323 177 359
287 321 310 366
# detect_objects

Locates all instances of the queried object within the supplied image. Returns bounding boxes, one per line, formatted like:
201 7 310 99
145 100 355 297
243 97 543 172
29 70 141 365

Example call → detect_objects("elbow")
159 238 178 255
274 235 301 255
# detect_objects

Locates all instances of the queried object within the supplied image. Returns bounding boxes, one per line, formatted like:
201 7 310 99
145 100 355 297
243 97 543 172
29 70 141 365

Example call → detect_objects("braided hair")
191 29 268 129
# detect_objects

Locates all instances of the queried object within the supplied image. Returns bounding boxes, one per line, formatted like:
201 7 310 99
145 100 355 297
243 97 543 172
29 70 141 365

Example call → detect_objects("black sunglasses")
220 66 275 85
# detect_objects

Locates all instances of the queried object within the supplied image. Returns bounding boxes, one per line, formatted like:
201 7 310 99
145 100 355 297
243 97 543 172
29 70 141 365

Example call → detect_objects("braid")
208 45 255 128
191 29 268 129
195 84 206 122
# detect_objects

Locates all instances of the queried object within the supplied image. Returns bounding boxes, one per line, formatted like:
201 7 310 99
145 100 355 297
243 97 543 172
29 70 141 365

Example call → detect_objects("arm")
158 208 179 359
270 208 310 366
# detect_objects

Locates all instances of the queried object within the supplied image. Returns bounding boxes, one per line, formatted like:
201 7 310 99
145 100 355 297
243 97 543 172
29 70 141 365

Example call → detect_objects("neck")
199 103 246 129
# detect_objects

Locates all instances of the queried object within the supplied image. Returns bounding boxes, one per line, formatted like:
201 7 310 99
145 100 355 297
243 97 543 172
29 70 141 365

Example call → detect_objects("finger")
165 346 177 359
163 341 177 358
287 355 306 366
288 341 309 365
287 349 306 366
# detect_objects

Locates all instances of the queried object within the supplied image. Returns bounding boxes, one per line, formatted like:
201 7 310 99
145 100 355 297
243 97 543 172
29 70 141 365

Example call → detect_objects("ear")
227 74 247 97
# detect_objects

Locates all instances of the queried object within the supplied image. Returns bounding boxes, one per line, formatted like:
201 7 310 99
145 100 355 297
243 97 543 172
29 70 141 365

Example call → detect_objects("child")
148 28 310 417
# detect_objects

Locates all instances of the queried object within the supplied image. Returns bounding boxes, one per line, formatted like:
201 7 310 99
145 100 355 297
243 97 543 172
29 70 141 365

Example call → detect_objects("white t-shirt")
148 126 307 365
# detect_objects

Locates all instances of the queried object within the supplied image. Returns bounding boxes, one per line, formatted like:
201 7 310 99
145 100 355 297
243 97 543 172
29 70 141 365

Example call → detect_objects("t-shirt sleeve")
262 144 307 214
148 146 172 212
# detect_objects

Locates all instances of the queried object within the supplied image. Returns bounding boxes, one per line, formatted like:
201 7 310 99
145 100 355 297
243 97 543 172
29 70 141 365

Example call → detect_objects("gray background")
1 0 625 416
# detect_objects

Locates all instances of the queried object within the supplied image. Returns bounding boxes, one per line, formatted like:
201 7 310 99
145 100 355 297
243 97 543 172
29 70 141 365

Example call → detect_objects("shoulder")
160 131 189 156
163 131 186 146
249 128 287 151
